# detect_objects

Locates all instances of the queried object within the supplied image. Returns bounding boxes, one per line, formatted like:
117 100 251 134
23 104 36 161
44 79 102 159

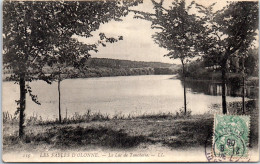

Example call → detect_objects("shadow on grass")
160 118 214 148
3 126 150 149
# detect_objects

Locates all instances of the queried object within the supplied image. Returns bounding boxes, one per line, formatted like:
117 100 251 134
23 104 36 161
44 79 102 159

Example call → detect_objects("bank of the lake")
3 100 258 153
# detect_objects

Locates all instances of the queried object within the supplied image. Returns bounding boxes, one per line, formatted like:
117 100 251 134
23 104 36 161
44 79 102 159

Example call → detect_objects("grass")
3 111 19 124
3 125 149 150
3 108 192 126
3 100 258 152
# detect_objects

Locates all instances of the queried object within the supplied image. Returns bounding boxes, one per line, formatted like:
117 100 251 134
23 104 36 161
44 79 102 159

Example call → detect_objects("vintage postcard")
2 0 259 162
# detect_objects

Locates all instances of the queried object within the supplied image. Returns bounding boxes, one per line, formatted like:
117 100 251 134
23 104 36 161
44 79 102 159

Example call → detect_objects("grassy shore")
3 100 258 153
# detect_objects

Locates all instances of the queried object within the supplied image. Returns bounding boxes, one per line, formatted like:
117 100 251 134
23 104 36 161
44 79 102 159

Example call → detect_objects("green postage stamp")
213 115 250 159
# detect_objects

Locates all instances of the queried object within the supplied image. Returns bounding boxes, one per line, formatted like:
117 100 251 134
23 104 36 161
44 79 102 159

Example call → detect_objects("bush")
174 108 192 119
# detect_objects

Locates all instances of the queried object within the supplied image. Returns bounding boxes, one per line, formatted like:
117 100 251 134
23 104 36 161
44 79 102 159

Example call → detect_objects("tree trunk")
183 78 187 115
182 61 187 115
58 79 61 123
221 60 227 114
242 57 245 114
242 76 245 114
19 75 26 138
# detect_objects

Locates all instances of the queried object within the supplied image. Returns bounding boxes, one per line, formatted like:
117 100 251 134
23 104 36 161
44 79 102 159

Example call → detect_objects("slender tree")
240 48 258 114
50 34 123 123
242 55 246 114
133 0 205 114
197 1 258 114
3 0 141 137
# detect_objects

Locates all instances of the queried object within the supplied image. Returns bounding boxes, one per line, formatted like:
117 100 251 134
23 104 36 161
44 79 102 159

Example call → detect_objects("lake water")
3 75 246 120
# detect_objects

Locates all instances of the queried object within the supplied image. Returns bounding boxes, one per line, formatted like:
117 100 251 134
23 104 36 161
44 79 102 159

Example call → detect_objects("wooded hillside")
3 58 180 80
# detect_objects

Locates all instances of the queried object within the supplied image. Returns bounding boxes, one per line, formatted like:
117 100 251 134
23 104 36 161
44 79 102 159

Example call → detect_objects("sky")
76 0 230 64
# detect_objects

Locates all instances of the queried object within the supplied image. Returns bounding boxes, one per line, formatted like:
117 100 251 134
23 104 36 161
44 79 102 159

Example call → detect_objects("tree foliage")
134 0 204 64
197 1 258 65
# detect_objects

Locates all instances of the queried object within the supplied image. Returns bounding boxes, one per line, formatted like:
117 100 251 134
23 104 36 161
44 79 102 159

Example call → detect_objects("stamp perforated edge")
211 114 251 161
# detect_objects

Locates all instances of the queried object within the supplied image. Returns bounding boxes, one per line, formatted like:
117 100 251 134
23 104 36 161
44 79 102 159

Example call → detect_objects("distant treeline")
79 58 179 77
85 58 175 69
3 58 180 80
71 67 156 78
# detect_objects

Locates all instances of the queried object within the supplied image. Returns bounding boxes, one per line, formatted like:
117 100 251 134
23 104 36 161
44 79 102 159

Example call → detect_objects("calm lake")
3 75 248 120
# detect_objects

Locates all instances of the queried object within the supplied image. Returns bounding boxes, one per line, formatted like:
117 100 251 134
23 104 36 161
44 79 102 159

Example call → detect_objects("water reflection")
182 80 258 99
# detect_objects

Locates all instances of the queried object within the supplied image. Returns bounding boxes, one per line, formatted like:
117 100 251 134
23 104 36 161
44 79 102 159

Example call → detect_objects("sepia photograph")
2 0 259 162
